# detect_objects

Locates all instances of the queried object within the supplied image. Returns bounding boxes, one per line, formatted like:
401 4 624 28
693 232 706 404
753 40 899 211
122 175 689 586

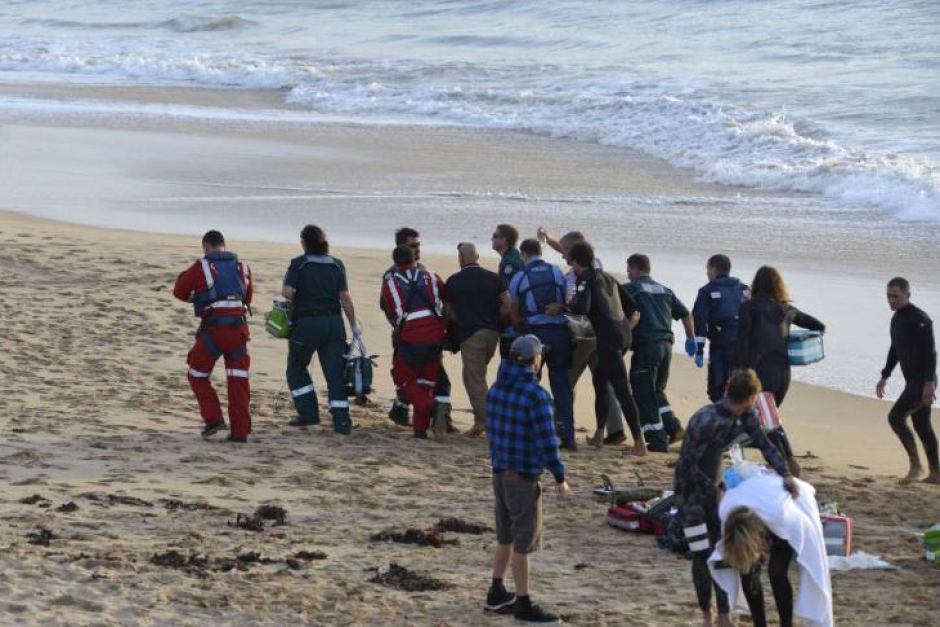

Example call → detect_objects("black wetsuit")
735 298 826 406
674 400 790 616
882 303 939 470
567 267 642 440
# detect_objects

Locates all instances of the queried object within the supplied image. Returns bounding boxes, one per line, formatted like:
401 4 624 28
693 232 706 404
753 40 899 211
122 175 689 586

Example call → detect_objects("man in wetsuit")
674 368 797 627
876 276 939 484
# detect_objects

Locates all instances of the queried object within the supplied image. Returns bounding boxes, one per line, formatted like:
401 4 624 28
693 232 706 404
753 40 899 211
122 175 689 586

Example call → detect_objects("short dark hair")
300 224 329 255
627 253 650 274
887 276 910 292
726 369 762 402
395 227 420 246
202 230 225 248
392 244 415 266
495 224 519 248
520 238 542 257
708 254 731 275
568 241 595 268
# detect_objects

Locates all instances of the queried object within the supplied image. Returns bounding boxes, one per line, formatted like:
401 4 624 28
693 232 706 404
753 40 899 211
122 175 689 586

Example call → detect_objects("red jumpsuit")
381 264 446 433
173 256 253 439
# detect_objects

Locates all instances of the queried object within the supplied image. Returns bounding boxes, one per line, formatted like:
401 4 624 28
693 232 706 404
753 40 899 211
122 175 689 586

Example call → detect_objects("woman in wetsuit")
735 266 825 472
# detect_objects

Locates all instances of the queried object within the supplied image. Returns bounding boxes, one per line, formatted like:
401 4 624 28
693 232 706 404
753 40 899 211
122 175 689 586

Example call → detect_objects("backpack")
192 252 248 317
519 261 563 318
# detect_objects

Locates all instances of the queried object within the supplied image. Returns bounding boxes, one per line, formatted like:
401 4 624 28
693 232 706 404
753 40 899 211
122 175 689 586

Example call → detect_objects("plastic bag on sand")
828 551 891 572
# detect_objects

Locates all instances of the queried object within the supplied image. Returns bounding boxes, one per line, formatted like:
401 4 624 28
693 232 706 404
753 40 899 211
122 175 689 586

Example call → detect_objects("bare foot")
699 610 715 627
587 431 604 449
923 470 940 484
716 613 735 627
464 425 485 437
629 440 648 457
900 467 924 485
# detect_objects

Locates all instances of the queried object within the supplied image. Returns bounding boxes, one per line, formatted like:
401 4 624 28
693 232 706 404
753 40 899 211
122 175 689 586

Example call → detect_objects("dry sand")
0 210 938 626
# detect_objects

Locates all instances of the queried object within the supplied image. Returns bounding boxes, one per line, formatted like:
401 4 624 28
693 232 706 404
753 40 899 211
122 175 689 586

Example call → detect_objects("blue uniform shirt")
692 275 749 354
508 257 567 327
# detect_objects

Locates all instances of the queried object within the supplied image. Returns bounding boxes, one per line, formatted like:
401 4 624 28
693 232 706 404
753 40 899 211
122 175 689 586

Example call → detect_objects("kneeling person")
486 335 570 624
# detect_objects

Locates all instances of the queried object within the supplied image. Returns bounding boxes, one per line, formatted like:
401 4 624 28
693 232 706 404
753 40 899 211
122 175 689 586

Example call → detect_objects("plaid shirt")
486 361 566 483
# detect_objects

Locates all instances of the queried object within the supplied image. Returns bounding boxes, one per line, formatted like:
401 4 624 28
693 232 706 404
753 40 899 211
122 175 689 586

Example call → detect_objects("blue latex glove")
694 353 704 368
684 337 697 357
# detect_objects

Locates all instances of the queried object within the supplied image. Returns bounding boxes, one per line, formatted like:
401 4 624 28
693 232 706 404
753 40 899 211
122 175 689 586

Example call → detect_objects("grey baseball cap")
510 334 543 361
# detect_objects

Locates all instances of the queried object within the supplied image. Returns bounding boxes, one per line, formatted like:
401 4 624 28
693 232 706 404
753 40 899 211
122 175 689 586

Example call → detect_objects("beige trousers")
461 329 499 427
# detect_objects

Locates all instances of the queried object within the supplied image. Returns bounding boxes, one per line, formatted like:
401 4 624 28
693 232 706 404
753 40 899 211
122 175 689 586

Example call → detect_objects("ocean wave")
0 36 937 222
21 14 256 33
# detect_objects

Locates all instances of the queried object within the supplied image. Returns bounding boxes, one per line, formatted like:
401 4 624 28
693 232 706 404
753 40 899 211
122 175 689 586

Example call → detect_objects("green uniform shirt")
498 248 524 290
284 253 348 316
625 275 689 345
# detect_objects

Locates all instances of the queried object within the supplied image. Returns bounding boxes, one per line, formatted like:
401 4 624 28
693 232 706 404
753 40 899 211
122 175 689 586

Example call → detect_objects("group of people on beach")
172 222 936 625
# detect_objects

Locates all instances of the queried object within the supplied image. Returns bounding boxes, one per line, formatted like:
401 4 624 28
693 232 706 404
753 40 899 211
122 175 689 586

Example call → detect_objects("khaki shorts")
493 470 542 554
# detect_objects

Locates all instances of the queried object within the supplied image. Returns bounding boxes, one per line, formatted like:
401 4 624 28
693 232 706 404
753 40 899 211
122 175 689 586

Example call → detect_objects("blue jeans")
531 325 574 446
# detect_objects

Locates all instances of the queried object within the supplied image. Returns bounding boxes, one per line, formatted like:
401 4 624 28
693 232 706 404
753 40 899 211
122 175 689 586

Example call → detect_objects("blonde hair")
722 507 769 572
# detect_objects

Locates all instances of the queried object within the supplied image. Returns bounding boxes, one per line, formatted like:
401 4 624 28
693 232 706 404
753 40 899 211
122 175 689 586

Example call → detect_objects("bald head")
458 242 479 267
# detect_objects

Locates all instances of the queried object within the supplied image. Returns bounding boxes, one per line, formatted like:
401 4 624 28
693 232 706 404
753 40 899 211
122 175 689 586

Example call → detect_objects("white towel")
709 472 833 627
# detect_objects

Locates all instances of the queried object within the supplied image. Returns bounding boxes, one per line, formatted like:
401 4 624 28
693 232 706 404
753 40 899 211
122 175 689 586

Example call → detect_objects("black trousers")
592 345 642 441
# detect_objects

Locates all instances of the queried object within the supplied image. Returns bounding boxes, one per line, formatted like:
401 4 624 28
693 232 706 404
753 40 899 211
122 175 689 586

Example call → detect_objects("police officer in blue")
282 225 361 434
508 238 576 449
692 254 749 402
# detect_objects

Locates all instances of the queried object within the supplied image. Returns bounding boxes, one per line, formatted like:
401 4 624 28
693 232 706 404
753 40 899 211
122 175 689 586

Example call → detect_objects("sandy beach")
1 208 938 626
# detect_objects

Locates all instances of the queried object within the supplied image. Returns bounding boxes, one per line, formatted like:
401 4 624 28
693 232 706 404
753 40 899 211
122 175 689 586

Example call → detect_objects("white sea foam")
0 8 938 223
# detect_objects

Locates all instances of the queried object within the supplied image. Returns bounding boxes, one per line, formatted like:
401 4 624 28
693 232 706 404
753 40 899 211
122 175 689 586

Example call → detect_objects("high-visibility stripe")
386 275 404 322
225 369 249 378
329 400 349 408
199 258 214 289
291 384 315 397
434 396 451 403
658 405 673 416
404 309 433 321
683 524 708 538
210 299 244 309
695 336 707 343
428 270 443 316
688 538 711 552
416 378 436 387
641 422 664 432
188 368 211 378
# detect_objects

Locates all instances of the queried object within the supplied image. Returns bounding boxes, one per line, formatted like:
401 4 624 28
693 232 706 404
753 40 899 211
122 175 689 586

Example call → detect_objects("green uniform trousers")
286 316 350 431
630 340 682 452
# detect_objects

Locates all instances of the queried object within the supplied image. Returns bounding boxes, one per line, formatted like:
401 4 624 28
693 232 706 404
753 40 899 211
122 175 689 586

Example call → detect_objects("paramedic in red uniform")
173 230 253 442
381 244 447 439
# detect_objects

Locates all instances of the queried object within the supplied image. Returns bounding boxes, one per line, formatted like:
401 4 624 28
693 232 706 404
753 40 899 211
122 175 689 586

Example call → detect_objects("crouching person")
381 244 447 439
673 369 797 627
485 335 571 624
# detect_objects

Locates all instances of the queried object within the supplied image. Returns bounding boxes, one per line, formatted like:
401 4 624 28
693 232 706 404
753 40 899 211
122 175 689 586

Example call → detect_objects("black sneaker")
388 402 410 426
226 435 247 443
413 430 428 440
515 603 561 624
201 420 227 439
559 440 577 452
603 430 626 445
484 587 516 613
288 417 320 427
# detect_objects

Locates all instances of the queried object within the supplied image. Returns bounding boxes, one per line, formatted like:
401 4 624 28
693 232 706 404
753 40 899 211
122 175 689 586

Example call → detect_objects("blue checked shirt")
486 361 566 483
